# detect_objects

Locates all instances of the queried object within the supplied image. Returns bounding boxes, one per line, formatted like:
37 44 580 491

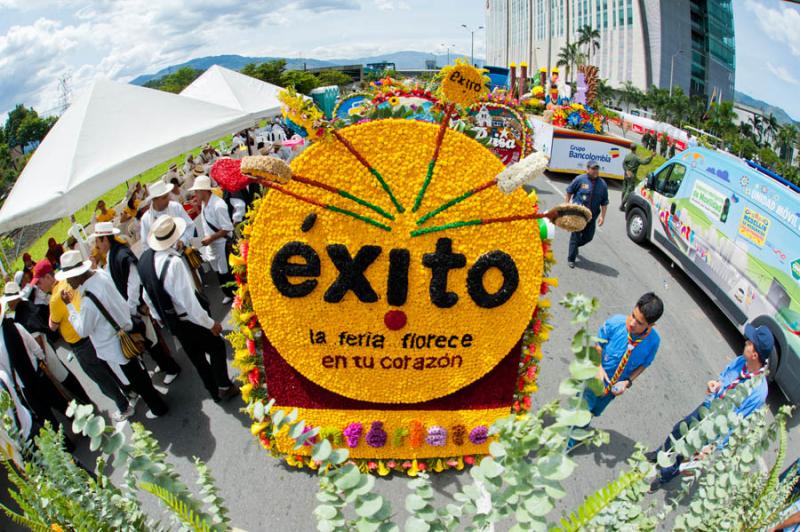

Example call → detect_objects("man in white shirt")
190 176 235 304
140 180 195 251
91 222 181 385
0 311 69 436
57 251 168 419
139 215 237 403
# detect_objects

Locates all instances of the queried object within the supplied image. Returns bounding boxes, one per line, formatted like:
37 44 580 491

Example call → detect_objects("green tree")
704 101 738 138
143 66 203 94
240 59 287 86
576 25 601 64
280 69 321 94
4 105 38 148
16 113 55 147
776 124 798 163
749 114 764 145
764 112 780 146
556 42 584 84
314 69 353 88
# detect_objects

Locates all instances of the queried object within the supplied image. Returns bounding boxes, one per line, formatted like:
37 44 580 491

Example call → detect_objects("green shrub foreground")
0 293 796 531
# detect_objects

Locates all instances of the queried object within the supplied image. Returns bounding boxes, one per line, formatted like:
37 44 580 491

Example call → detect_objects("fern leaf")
139 481 213 532
552 468 647 532
0 502 50 532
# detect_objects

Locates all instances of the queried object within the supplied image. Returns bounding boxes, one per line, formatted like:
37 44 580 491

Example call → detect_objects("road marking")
546 178 566 199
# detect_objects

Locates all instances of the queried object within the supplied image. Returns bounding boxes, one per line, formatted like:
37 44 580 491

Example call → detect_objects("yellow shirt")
96 208 116 222
50 281 82 344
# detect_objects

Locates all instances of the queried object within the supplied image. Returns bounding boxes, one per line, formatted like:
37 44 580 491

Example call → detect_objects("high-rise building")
485 0 735 102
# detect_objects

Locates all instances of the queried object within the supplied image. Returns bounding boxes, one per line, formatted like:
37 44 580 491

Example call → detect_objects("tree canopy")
142 66 203 94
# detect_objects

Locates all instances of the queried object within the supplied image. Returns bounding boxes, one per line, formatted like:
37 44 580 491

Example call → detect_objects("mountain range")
130 53 798 127
733 91 798 126
129 51 481 85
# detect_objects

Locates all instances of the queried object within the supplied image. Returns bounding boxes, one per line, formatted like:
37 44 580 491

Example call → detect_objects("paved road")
3 172 797 531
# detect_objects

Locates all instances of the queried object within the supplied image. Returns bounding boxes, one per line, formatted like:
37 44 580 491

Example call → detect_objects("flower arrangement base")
230 109 554 475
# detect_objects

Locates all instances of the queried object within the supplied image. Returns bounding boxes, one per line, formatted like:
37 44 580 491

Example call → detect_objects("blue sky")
0 0 798 121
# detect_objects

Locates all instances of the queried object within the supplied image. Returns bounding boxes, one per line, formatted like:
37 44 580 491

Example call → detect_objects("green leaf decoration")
312 438 332 463
355 493 384 518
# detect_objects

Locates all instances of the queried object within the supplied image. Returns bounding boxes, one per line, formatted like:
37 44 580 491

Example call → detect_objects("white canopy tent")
0 79 254 233
180 65 286 122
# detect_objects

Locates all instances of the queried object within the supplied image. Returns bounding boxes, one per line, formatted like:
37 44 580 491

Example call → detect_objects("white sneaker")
111 405 135 423
127 392 141 408
145 409 163 420
163 372 179 385
221 296 232 305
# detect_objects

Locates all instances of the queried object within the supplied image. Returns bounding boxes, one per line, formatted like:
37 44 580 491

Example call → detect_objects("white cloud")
374 0 410 10
766 61 799 86
0 0 482 118
745 0 800 58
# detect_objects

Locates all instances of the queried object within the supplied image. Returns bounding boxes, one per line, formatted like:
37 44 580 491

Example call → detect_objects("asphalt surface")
2 172 797 531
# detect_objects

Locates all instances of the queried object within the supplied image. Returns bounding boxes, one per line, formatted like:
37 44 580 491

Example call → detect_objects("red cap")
30 260 53 286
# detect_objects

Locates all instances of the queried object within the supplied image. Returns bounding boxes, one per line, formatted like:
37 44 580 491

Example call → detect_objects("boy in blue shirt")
648 324 773 489
568 292 663 449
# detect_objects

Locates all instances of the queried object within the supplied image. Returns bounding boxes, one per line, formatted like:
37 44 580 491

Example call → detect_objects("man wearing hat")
0 300 73 443
564 160 608 269
2 281 92 406
33 259 135 423
190 176 235 303
140 180 195 251
621 144 654 211
91 222 181 385
647 324 774 490
162 163 181 186
139 215 237 403
57 250 168 419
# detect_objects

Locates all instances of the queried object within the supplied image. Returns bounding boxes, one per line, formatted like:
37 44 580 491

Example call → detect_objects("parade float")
215 61 593 475
494 62 634 180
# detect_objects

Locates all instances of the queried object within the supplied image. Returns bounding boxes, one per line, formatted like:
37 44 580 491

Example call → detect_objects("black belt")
70 337 91 347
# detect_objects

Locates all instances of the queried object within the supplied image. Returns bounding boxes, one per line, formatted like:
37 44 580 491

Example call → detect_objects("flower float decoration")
226 64 561 475
547 102 605 134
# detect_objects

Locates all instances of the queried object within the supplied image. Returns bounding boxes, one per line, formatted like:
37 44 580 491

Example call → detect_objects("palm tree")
576 25 601 64
764 113 780 146
556 42 584 84
749 114 764 146
776 124 798 163
616 81 642 114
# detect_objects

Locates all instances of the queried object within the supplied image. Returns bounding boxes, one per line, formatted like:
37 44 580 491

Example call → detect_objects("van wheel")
767 343 780 382
626 208 649 244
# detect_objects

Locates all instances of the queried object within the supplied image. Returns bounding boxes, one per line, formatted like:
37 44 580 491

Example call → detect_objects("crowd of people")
0 129 296 451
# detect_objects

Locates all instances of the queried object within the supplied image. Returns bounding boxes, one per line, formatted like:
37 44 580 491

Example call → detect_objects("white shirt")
142 249 215 330
230 197 246 224
200 194 233 273
0 368 33 439
140 200 195 250
67 270 132 367
104 249 142 316
0 321 44 391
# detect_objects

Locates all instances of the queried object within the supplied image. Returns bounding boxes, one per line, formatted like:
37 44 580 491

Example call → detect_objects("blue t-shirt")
566 173 609 217
597 314 660 383
702 355 768 418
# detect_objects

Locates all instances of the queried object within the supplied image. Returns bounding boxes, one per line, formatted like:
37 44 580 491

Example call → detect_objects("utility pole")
57 73 72 114
669 50 686 97
461 24 484 66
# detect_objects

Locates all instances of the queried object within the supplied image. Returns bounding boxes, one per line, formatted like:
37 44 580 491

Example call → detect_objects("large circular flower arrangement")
226 74 555 475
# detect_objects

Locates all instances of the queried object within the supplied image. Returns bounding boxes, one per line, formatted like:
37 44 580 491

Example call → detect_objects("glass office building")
485 0 735 102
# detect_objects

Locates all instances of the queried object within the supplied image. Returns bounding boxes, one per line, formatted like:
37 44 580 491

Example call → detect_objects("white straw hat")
55 250 93 281
188 175 213 192
1 281 23 305
147 215 188 252
145 180 172 202
89 221 120 240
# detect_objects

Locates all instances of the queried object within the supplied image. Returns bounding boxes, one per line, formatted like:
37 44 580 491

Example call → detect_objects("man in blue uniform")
565 161 608 268
647 324 773 489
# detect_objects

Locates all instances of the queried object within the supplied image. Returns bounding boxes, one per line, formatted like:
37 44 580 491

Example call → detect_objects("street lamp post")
440 43 455 66
669 49 687 97
461 24 484 66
